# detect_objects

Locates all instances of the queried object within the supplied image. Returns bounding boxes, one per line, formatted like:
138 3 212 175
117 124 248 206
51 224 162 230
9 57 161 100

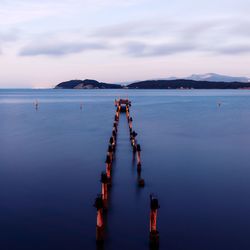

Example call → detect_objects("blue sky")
0 0 250 87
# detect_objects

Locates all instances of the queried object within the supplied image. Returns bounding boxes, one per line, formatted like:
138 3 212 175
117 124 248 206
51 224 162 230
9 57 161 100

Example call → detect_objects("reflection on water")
1 89 250 250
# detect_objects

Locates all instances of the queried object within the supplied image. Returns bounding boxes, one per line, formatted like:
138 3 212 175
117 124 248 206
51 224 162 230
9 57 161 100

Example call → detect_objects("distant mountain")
185 73 250 83
132 73 250 83
55 79 121 89
121 73 250 84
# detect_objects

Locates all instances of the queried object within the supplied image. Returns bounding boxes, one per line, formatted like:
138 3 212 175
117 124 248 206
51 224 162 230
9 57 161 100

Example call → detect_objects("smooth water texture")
1 89 250 250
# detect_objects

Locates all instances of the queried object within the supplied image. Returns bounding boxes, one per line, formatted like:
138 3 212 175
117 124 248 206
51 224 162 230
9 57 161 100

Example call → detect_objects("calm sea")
1 89 250 250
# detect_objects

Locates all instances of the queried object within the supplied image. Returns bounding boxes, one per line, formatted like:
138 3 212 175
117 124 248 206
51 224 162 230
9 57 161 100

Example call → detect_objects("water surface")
1 89 250 250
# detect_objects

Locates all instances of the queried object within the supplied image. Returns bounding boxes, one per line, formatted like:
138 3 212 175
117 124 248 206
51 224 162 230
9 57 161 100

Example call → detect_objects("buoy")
34 99 39 110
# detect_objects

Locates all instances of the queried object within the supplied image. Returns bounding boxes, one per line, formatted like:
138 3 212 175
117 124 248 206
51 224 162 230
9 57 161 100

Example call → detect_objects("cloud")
122 40 250 57
92 18 250 53
19 41 109 56
123 41 197 57
0 29 20 55
17 16 250 58
0 29 19 42
216 45 250 55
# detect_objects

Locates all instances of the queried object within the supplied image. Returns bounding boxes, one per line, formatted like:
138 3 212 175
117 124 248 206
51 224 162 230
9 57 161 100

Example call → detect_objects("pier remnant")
93 97 153 245
115 98 131 113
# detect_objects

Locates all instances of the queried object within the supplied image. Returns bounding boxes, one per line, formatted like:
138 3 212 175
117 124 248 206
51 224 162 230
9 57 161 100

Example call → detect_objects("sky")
0 0 250 88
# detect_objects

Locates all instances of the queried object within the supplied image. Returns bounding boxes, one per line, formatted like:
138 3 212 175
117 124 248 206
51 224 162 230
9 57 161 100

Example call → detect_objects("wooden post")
101 172 108 208
94 195 104 242
105 155 112 182
128 117 133 129
149 194 160 247
108 144 113 162
136 144 141 171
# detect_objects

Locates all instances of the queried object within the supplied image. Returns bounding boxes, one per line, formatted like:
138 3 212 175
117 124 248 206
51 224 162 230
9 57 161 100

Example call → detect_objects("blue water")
1 89 250 250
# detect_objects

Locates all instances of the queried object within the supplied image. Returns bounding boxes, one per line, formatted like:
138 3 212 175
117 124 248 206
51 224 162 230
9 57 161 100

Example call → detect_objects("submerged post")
136 144 141 170
149 194 160 247
126 105 130 118
94 195 104 243
113 122 118 132
109 136 116 151
105 155 112 182
108 144 113 162
129 117 133 129
130 131 137 152
137 171 145 187
112 129 117 140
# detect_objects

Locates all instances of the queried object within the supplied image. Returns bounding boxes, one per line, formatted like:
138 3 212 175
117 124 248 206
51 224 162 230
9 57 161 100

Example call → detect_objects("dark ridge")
55 79 122 89
127 79 250 89
55 79 250 89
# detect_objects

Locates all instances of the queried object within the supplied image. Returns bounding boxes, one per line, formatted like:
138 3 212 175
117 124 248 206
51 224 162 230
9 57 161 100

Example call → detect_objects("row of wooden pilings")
93 98 160 248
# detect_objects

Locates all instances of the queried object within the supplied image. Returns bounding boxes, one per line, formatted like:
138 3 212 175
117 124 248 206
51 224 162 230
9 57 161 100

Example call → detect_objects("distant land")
183 73 250 83
55 73 250 89
55 79 121 89
142 73 250 83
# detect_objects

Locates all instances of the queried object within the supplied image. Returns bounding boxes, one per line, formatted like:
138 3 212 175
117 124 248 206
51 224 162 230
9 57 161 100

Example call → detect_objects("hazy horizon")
1 0 250 88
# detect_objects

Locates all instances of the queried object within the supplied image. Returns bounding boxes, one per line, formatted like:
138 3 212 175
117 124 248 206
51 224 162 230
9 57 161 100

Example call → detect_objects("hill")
127 79 250 89
55 79 122 89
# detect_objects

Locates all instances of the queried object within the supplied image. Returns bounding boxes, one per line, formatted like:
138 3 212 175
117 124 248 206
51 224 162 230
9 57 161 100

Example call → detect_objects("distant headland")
55 78 250 90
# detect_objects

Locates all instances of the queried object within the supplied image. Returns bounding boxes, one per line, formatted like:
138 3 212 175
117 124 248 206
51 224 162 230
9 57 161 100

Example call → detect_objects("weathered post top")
150 194 160 210
94 194 104 209
115 98 131 112
115 98 131 106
